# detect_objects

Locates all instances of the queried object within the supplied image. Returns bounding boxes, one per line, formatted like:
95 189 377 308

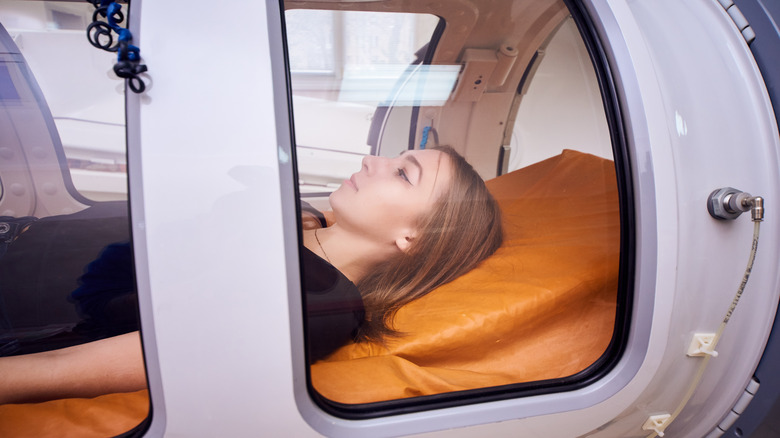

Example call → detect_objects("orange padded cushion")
0 390 148 438
312 150 620 403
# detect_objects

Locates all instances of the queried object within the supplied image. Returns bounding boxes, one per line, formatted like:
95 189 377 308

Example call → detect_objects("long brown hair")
356 146 503 342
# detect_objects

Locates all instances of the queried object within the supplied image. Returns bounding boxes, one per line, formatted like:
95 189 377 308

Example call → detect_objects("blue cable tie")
420 126 431 149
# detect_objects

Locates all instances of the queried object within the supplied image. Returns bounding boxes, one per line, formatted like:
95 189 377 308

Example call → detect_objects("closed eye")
396 168 412 184
398 151 423 185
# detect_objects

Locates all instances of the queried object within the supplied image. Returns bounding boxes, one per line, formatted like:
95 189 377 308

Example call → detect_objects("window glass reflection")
0 2 148 435
286 3 622 409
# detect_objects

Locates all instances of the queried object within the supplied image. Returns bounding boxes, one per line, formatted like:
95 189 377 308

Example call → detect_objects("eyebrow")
401 151 423 184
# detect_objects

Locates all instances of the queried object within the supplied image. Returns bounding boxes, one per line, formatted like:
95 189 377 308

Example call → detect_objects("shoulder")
301 246 362 313
301 246 364 361
300 200 327 229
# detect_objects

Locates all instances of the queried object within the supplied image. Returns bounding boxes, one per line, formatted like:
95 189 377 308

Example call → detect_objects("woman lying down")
0 146 502 404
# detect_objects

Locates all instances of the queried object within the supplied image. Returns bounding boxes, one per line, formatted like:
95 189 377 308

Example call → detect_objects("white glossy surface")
126 0 780 436
600 0 780 436
131 1 318 436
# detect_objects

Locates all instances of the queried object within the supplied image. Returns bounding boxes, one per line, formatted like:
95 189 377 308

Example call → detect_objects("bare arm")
0 331 147 405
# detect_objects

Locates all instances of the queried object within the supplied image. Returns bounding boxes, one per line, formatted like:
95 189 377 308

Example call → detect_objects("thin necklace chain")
314 228 332 264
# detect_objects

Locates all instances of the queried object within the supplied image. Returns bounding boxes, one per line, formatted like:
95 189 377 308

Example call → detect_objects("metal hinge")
716 0 756 44
704 378 760 438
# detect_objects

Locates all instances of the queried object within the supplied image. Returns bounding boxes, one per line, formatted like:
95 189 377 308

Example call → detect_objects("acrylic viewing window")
0 1 148 434
286 1 624 415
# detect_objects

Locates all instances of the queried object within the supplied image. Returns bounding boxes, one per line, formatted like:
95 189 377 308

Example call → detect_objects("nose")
361 154 391 175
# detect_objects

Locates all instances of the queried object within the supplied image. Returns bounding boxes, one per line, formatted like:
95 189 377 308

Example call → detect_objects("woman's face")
329 149 453 247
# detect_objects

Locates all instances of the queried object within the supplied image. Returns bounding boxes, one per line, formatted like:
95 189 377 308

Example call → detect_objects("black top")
0 202 134 355
0 202 364 362
301 246 364 362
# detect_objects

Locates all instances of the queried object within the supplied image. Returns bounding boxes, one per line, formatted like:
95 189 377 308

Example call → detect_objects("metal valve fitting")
708 187 764 221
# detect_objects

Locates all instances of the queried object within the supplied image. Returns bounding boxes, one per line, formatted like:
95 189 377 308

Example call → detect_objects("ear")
394 230 416 253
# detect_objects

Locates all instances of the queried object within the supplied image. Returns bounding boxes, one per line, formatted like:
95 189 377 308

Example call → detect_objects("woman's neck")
302 226 395 283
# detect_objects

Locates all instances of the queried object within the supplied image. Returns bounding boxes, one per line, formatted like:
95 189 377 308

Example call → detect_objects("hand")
301 211 324 230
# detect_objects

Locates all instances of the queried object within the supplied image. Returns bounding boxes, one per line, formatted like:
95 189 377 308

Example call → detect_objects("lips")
344 174 358 191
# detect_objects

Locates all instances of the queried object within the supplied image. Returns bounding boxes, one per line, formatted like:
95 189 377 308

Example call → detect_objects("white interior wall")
507 18 612 171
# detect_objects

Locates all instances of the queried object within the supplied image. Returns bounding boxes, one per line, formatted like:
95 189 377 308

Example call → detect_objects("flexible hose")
645 220 761 437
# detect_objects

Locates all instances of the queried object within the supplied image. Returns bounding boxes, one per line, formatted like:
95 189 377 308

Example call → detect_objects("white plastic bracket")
451 49 497 102
642 413 672 437
687 333 719 357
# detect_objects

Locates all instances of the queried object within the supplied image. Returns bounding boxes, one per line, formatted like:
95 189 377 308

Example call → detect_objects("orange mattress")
311 149 620 403
0 390 149 437
0 149 620 433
